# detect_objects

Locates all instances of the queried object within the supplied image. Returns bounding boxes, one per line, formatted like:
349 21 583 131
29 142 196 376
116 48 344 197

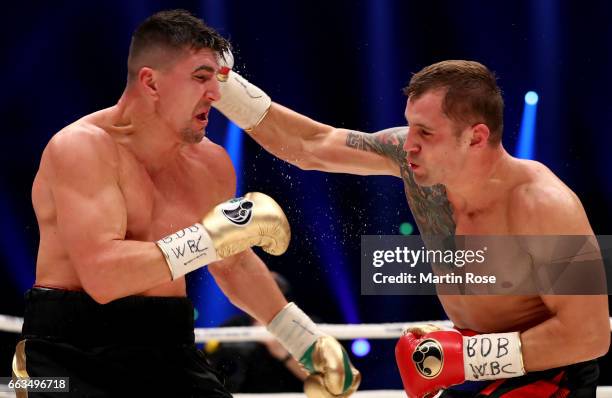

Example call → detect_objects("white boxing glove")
213 49 271 131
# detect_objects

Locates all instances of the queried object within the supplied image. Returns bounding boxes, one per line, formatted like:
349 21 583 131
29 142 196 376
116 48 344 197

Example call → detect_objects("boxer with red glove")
395 325 525 398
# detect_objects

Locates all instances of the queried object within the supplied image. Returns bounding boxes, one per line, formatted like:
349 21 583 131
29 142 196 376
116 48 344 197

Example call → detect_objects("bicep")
49 137 127 267
525 233 608 329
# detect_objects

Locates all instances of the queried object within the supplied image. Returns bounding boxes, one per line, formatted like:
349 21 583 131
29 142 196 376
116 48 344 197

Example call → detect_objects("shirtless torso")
400 151 573 333
241 93 609 370
32 107 235 297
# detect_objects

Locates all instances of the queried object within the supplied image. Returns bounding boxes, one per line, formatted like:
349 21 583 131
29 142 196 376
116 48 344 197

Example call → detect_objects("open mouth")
409 162 419 170
195 111 208 122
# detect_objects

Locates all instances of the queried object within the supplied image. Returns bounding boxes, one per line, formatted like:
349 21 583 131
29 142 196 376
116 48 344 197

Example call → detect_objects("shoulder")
42 120 120 179
372 126 408 145
370 126 408 157
344 126 407 172
190 138 234 171
344 126 407 151
508 161 592 234
188 138 236 193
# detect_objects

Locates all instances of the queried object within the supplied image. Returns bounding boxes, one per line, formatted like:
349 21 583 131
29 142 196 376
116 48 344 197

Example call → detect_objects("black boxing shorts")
13 287 232 397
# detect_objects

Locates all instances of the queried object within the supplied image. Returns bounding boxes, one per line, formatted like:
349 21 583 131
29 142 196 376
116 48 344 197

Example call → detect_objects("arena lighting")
195 0 244 324
313 213 361 325
196 121 244 327
399 222 414 235
525 91 539 105
295 174 359 324
225 122 244 196
351 338 371 357
188 3 245 327
515 91 539 160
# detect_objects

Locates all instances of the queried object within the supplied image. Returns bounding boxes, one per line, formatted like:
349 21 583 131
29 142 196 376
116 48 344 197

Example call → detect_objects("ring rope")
1 314 611 343
1 314 612 397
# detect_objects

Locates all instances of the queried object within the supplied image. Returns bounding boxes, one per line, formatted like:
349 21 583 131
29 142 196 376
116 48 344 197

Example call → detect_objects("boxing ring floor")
1 315 611 397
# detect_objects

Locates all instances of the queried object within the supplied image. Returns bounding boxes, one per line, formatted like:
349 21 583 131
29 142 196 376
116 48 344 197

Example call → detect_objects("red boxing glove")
395 325 525 398
396 325 464 398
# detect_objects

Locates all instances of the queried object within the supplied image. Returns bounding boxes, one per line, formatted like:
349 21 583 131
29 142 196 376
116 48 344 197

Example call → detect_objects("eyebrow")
193 65 215 73
414 123 433 130
406 120 434 131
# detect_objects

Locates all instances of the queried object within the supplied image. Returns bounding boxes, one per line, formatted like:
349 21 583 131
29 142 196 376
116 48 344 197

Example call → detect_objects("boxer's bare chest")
400 168 550 332
116 147 234 242
401 168 513 235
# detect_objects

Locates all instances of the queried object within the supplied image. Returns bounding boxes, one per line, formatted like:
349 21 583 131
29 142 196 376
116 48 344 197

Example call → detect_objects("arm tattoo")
402 170 456 236
346 128 456 235
345 128 406 165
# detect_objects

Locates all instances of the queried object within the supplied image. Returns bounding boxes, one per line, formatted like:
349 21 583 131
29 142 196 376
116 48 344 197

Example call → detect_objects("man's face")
154 48 221 143
403 89 472 187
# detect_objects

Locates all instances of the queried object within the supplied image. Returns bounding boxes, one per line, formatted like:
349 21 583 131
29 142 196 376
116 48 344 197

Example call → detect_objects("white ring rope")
195 320 455 343
0 315 22 334
1 314 612 397
1 314 611 342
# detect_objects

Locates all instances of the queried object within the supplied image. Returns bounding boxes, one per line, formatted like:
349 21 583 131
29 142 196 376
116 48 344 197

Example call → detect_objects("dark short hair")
404 60 504 144
127 9 230 82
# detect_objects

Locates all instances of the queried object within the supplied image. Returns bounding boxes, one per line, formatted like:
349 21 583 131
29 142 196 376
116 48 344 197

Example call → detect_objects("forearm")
251 103 333 169
67 193 289 306
256 106 398 174
214 65 332 168
215 68 399 175
520 304 610 370
209 250 287 323
77 240 171 304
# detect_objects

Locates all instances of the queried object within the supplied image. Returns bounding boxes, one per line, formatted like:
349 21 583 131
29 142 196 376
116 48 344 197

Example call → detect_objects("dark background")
0 0 611 390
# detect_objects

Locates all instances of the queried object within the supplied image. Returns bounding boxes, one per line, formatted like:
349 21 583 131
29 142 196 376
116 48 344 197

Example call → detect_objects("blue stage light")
524 91 539 105
515 91 539 160
194 120 243 327
351 338 371 357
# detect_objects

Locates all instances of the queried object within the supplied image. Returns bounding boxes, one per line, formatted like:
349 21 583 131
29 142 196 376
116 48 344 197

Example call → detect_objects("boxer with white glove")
395 325 525 398
157 192 290 279
211 49 609 398
267 303 361 397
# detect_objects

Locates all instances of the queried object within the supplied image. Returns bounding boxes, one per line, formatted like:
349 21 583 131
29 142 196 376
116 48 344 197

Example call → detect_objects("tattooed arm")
248 103 406 176
253 104 457 235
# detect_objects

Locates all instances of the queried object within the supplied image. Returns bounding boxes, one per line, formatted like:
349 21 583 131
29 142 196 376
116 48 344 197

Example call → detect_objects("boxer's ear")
138 67 159 98
469 123 490 148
